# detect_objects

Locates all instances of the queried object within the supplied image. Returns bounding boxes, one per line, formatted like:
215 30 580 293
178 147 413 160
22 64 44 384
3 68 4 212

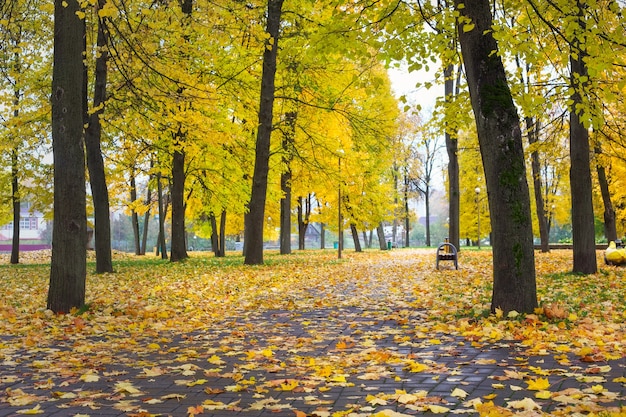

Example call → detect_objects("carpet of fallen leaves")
0 248 624 417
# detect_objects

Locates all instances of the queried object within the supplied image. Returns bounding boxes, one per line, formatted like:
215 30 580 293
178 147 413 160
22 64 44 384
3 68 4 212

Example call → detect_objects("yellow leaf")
426 404 450 413
79 372 99 382
535 390 551 399
187 379 207 387
463 23 475 32
526 377 550 391
507 397 541 411
591 384 604 393
366 394 388 406
451 388 468 399
16 405 44 415
147 343 160 350
207 355 225 365
279 380 299 391
114 381 142 394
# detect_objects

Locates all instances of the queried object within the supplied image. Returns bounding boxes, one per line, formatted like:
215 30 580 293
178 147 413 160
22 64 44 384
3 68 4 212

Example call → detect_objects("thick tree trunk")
320 222 325 249
219 210 226 256
569 1 597 274
376 223 387 250
351 224 362 252
170 0 192 262
298 195 311 250
140 182 152 255
280 111 296 255
210 214 219 255
84 0 113 273
244 0 284 265
156 173 167 259
10 148 19 264
48 0 87 313
527 117 549 252
455 0 537 314
444 64 461 251
170 145 188 261
595 146 617 242
130 173 141 255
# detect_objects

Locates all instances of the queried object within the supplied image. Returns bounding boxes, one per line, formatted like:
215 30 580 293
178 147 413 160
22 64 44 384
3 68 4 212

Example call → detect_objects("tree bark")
424 183 431 247
527 117 549 252
10 147 19 264
156 173 167 259
130 172 141 255
455 0 537 314
350 224 362 252
219 210 226 256
280 111 296 255
140 182 152 255
48 0 87 313
244 0 284 265
170 144 188 261
298 195 311 250
376 223 387 250
595 145 617 243
84 0 113 273
569 0 597 274
444 64 461 251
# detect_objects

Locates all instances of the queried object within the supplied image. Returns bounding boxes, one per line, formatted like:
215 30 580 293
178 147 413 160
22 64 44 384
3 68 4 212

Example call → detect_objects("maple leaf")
187 405 203 416
15 405 44 415
526 377 550 391
507 397 542 411
114 381 142 395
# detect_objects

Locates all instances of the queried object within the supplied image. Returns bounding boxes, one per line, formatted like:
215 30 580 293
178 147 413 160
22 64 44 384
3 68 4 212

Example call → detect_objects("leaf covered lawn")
0 249 624 416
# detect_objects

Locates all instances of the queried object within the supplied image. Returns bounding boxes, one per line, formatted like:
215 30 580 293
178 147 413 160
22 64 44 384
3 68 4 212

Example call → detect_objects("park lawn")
0 248 624 415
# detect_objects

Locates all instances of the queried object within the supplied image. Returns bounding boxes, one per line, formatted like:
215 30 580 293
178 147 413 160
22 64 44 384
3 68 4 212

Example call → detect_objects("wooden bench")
436 241 458 270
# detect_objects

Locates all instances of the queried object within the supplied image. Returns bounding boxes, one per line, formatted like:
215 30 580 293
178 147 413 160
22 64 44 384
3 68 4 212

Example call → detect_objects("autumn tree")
0 0 53 264
455 0 537 313
244 0 285 265
84 0 113 272
47 0 87 313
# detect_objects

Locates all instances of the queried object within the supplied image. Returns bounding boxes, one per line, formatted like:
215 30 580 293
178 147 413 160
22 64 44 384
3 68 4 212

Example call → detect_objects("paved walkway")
1 303 625 416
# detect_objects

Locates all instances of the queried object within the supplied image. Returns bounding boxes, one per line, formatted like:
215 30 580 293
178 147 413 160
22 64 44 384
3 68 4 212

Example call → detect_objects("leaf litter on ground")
0 248 624 416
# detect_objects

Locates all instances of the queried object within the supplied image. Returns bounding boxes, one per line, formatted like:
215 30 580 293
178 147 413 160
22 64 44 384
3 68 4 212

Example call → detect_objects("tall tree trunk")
595 145 617 242
130 173 141 255
376 223 387 250
140 183 152 255
84 0 113 273
320 222 325 249
280 111 296 255
210 214 219 255
244 0 284 265
527 117 549 252
48 0 87 313
424 184 431 247
170 144 188 261
403 165 410 248
298 195 311 250
10 147 20 264
156 173 167 259
9 35 21 264
170 0 193 262
444 64 461 251
351 224 362 252
569 1 597 274
219 210 226 257
455 0 537 314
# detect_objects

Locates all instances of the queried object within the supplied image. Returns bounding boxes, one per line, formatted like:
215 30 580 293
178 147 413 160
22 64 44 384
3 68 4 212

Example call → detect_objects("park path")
1 249 624 416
